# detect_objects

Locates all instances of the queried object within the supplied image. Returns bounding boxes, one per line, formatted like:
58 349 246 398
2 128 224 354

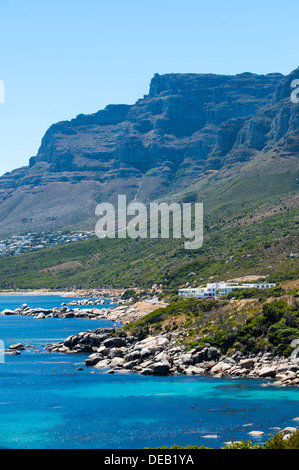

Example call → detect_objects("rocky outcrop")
0 69 298 236
0 303 107 320
0 300 167 324
47 328 299 386
8 343 25 351
93 301 168 325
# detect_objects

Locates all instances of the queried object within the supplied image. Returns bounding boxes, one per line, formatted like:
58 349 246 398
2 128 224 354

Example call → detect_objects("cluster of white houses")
178 281 276 299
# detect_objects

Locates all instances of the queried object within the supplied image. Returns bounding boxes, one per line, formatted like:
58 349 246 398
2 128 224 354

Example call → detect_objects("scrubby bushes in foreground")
152 429 299 449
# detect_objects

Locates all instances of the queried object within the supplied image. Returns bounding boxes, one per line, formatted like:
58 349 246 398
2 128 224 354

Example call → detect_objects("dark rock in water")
64 312 75 318
85 353 102 366
9 343 25 351
1 309 15 316
5 350 21 355
140 368 153 375
63 335 78 348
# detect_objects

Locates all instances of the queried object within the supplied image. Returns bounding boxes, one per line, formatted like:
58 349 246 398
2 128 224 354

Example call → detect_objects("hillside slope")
0 166 297 292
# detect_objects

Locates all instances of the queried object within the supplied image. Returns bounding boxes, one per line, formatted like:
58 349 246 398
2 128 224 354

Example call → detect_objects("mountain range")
0 67 298 237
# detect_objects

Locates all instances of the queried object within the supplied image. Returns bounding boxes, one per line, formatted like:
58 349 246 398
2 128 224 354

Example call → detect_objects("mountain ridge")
0 68 298 237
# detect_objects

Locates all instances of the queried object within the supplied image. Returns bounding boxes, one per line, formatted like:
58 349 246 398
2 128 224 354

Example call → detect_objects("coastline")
0 287 124 299
0 290 81 297
2 293 299 387
45 307 299 388
0 299 166 323
47 326 299 387
2 295 299 446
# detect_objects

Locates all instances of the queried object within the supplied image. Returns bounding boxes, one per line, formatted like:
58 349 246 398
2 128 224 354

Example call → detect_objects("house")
178 281 276 299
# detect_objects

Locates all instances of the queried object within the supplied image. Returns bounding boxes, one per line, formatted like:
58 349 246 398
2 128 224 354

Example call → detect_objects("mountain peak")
0 69 297 236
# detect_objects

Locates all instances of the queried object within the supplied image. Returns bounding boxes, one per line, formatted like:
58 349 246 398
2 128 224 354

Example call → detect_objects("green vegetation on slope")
124 294 299 356
0 205 297 292
0 150 297 292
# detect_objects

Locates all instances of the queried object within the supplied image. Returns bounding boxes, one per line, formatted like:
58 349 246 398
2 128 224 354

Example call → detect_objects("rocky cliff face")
0 68 298 236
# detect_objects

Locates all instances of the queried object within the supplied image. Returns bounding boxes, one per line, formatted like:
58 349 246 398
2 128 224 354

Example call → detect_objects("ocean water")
0 295 298 449
0 294 116 312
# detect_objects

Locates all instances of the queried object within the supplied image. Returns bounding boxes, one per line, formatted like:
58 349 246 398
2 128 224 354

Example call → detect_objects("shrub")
263 430 299 449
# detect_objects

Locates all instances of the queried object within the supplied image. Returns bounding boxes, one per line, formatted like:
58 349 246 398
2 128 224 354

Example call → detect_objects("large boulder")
36 313 46 319
97 345 108 356
291 348 299 363
193 350 206 364
240 359 256 369
88 334 104 346
94 359 111 369
124 350 141 362
109 347 125 358
102 337 127 348
110 357 125 368
259 367 276 378
180 354 193 365
63 335 78 348
1 309 15 316
123 360 138 370
205 347 220 361
184 366 206 375
210 362 226 374
152 361 171 376
64 312 75 318
85 353 102 366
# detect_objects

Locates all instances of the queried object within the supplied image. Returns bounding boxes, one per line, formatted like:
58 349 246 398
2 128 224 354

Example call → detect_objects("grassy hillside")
0 151 297 293
0 203 297 292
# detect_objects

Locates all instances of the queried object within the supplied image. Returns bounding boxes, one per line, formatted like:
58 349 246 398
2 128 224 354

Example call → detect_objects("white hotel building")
178 281 276 299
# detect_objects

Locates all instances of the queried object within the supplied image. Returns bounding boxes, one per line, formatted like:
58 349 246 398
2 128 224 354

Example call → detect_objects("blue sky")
0 0 298 176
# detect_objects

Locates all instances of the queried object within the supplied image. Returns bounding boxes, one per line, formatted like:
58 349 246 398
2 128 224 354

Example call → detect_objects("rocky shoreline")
0 304 108 320
47 327 299 387
0 300 165 324
2 299 299 387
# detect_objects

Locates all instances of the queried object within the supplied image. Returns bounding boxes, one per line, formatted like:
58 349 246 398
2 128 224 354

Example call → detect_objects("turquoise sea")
0 295 298 449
